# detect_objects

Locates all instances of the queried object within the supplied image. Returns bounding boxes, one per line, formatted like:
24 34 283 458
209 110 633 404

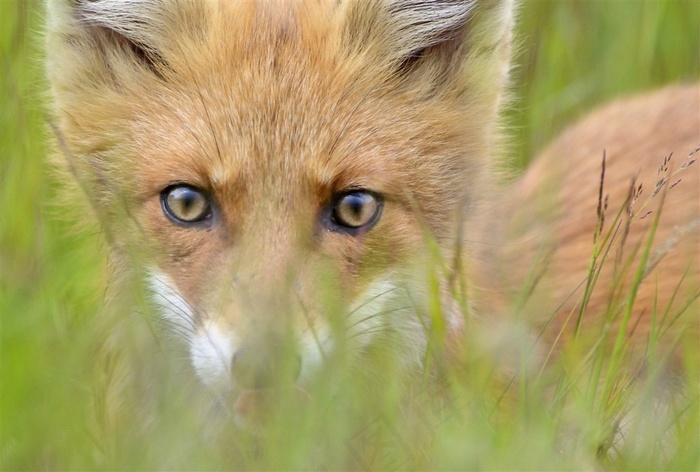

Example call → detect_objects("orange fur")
45 0 697 400
490 84 699 359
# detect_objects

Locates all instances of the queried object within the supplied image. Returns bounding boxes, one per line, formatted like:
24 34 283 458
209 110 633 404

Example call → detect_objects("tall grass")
2 1 699 470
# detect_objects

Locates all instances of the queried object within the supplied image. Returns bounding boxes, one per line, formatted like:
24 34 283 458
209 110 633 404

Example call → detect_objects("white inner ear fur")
385 0 475 55
73 0 170 46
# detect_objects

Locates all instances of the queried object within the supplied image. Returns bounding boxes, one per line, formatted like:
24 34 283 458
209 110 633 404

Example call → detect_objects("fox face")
45 0 515 397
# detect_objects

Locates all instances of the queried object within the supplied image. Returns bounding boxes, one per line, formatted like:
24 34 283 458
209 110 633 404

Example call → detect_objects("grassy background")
2 1 699 470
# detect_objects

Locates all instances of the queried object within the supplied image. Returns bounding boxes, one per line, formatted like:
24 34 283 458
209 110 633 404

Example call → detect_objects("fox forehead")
49 0 497 243
124 16 471 238
132 63 397 195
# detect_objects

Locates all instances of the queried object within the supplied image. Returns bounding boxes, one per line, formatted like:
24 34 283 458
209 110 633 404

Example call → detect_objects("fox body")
495 85 699 356
45 0 698 408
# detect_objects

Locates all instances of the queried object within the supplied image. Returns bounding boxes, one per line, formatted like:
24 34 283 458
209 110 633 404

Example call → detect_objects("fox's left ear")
341 0 516 102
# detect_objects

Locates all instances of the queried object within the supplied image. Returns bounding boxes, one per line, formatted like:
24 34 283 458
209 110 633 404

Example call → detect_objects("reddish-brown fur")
46 1 514 377
45 1 697 391
491 84 699 357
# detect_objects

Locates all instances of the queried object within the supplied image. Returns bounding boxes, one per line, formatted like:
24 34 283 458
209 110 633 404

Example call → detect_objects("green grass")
2 1 699 470
509 0 700 167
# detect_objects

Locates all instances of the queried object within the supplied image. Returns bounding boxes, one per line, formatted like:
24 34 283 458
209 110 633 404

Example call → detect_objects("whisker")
153 291 196 321
295 290 328 363
153 316 195 340
345 325 392 343
346 304 416 331
150 280 200 331
346 284 404 318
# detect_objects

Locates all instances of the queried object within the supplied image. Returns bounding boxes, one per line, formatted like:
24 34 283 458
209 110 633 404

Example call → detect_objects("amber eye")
161 185 212 225
331 191 382 231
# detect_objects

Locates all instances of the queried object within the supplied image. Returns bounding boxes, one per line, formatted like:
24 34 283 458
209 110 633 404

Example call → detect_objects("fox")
44 0 698 424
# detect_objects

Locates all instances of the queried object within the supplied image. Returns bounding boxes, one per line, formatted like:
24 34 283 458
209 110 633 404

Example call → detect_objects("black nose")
231 347 301 389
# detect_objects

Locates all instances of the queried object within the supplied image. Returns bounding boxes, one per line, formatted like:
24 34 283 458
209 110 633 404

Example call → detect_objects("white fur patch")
190 322 237 391
346 278 398 348
298 325 331 383
149 269 236 391
148 270 196 337
346 274 428 367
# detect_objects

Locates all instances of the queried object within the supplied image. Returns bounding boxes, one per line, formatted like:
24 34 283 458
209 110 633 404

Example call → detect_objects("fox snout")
231 342 302 390
150 265 331 393
151 236 429 397
216 274 325 392
148 230 360 391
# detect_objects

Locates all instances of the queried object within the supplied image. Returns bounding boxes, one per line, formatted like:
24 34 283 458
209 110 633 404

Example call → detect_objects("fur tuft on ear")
341 0 516 101
383 0 475 59
45 0 200 85
70 0 169 57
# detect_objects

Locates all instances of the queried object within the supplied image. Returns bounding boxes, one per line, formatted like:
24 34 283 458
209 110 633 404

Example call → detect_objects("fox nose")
231 346 301 390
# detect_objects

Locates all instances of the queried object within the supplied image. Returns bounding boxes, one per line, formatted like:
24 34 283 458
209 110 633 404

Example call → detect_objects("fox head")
45 0 514 399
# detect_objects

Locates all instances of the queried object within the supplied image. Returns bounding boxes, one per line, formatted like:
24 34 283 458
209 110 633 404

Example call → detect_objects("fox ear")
341 0 516 98
44 1 188 222
44 0 178 87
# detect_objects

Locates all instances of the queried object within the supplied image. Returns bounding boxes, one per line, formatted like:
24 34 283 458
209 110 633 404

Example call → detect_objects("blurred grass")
509 0 700 167
1 0 699 470
2 2 106 468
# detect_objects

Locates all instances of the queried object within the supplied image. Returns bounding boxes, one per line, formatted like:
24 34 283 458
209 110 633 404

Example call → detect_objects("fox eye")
161 185 212 225
331 191 382 232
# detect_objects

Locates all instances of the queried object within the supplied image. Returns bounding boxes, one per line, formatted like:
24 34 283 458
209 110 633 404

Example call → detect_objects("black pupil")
167 186 207 222
177 189 198 211
345 194 366 218
334 192 378 229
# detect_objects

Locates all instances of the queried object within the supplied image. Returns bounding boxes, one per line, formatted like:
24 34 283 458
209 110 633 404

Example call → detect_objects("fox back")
491 84 699 367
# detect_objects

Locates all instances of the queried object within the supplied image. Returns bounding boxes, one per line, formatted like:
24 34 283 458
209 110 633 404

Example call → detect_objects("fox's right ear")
44 1 197 230
340 0 516 103
44 0 197 91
